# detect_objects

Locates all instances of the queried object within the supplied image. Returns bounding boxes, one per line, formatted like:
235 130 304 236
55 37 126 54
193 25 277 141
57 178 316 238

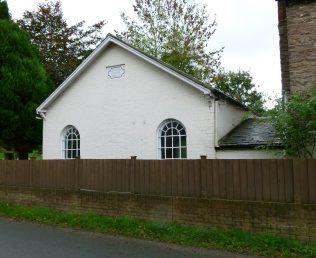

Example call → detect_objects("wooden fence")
0 159 315 204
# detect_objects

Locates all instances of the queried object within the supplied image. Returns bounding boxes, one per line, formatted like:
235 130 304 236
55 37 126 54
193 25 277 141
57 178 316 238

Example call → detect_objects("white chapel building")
37 34 277 160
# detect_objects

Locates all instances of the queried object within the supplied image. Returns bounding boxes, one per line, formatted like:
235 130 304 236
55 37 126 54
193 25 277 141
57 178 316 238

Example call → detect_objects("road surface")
0 217 258 258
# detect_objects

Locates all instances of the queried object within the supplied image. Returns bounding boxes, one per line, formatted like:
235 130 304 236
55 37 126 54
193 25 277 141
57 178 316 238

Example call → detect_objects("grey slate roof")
218 118 282 149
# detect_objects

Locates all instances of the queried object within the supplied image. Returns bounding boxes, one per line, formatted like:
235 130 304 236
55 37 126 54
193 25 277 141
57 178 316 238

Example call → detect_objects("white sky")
6 0 282 104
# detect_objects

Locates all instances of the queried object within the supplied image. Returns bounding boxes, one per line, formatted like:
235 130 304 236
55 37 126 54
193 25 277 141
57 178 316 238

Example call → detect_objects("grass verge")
0 202 315 257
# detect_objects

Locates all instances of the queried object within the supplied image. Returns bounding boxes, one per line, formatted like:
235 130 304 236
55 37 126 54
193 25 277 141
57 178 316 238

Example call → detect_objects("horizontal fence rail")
0 159 315 204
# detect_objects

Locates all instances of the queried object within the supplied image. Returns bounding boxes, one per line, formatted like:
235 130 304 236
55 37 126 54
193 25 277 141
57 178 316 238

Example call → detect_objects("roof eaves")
37 33 246 113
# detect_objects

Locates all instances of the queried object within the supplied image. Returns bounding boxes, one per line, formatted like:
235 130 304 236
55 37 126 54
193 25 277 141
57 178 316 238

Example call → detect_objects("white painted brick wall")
42 44 216 159
216 149 277 159
215 100 245 145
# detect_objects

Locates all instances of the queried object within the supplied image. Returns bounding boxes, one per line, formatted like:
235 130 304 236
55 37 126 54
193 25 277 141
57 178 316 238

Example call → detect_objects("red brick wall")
278 0 316 95
0 185 315 243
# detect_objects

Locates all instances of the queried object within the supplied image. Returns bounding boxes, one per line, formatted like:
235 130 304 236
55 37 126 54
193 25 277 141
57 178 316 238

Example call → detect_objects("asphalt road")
0 217 258 258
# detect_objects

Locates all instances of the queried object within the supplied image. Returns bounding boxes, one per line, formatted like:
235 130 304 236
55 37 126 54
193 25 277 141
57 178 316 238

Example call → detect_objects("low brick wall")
0 185 315 243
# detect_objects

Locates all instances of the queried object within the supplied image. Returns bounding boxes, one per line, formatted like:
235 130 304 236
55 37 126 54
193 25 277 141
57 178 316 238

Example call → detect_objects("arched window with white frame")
158 119 187 159
62 126 80 159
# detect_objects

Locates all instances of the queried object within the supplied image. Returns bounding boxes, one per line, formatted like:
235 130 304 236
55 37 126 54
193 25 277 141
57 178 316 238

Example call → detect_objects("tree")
18 1 105 88
0 18 50 159
0 0 9 20
213 70 266 114
117 0 222 83
269 87 316 158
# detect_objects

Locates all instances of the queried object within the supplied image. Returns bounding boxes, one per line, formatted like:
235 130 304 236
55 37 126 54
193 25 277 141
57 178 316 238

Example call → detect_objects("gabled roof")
37 34 246 114
217 118 282 149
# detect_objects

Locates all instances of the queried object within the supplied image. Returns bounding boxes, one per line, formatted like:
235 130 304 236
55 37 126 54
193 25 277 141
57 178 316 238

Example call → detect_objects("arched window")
62 126 80 159
158 119 187 159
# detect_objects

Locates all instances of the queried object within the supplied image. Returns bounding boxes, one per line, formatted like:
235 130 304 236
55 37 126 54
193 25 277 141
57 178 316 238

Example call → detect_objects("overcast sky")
6 0 282 105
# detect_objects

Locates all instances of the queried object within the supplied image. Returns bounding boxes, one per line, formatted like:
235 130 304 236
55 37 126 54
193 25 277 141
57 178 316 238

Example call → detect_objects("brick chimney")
276 0 316 97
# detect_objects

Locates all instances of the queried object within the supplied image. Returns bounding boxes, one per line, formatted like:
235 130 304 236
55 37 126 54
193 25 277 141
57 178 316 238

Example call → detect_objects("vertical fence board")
212 160 220 198
178 160 184 196
182 160 189 197
277 160 286 202
232 160 241 200
188 160 196 197
138 160 144 194
239 160 248 200
226 160 234 200
299 160 309 203
205 160 214 198
308 160 316 204
143 160 149 194
254 160 263 201
159 161 166 195
171 160 178 196
269 160 279 202
200 158 206 198
219 160 227 199
113 159 118 192
129 159 135 193
194 160 201 198
0 161 4 185
261 160 271 201
154 160 160 195
284 160 294 203
247 160 255 201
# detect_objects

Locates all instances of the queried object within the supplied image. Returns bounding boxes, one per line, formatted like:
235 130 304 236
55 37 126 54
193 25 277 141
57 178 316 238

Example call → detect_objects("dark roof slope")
217 118 282 149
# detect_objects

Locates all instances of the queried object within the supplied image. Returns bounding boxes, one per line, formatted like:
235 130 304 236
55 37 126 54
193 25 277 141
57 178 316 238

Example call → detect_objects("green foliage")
0 19 49 159
213 70 266 114
18 1 105 88
0 0 10 20
117 0 222 83
0 202 315 257
269 86 316 158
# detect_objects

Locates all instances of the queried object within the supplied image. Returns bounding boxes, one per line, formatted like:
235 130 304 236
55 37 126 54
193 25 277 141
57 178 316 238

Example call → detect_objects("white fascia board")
36 37 113 114
36 35 210 113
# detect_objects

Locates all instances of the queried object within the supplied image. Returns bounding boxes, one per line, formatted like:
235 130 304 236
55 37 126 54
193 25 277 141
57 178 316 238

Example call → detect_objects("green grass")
0 202 315 257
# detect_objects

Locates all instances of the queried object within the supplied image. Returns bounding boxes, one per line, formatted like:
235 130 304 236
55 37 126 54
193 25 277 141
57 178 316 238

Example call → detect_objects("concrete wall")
0 185 315 243
42 44 215 159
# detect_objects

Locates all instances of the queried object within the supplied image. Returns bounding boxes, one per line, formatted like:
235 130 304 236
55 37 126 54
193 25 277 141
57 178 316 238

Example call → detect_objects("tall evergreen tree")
117 0 222 83
0 0 10 20
18 1 105 88
0 18 49 159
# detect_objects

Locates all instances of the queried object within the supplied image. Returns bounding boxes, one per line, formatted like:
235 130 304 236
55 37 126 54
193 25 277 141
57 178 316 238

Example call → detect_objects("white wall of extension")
215 149 277 159
42 44 216 159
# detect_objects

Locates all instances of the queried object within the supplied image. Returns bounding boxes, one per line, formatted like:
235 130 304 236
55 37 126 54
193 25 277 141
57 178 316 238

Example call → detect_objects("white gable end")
42 43 216 159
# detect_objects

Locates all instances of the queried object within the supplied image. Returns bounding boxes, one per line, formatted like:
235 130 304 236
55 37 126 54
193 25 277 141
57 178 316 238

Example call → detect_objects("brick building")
277 0 316 97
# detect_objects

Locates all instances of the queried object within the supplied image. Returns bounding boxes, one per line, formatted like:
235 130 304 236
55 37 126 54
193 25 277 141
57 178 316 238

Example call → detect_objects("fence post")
200 155 207 199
